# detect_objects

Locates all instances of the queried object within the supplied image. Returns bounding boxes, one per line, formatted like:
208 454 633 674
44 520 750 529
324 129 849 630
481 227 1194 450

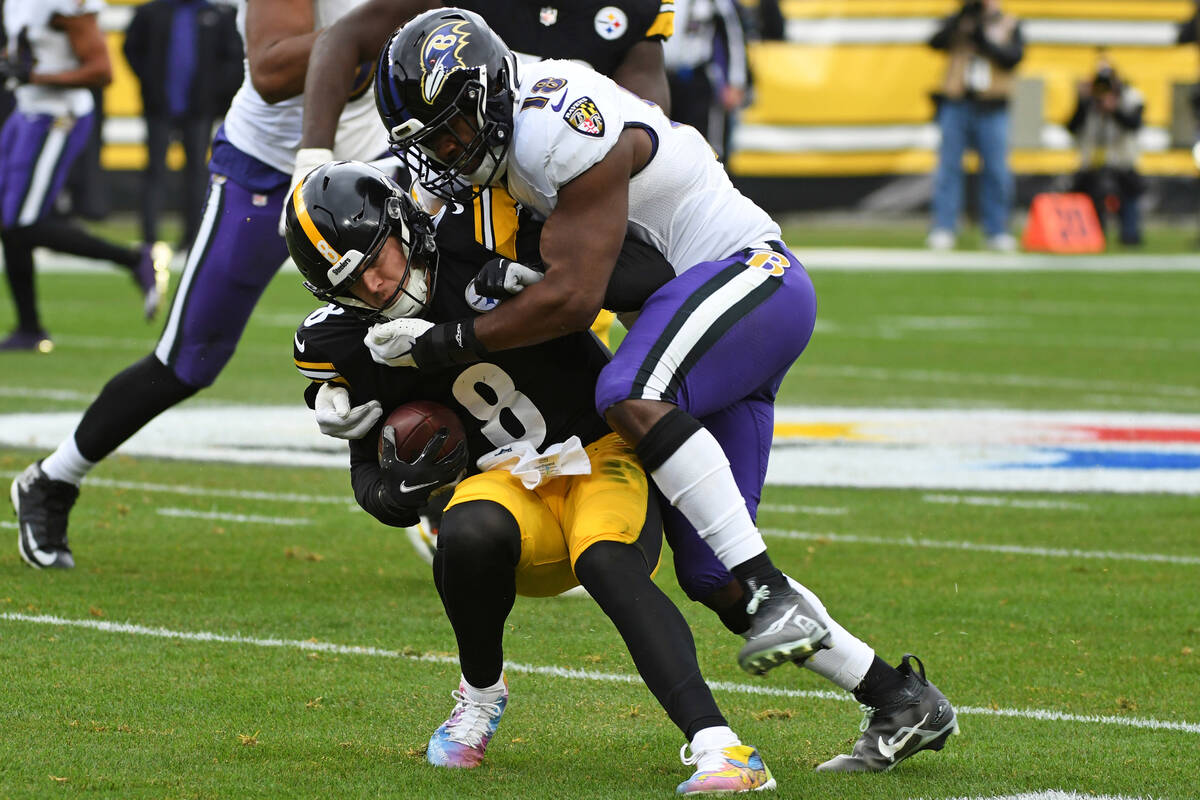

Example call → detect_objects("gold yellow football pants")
445 433 662 597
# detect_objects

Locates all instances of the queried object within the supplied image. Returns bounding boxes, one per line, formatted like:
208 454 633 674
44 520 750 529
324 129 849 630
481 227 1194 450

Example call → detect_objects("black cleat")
816 654 958 772
0 329 54 353
12 461 79 569
737 581 832 675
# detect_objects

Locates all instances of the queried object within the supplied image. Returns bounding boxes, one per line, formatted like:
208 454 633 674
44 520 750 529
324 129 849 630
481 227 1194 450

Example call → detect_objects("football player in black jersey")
289 0 672 349
287 0 673 590
284 160 775 793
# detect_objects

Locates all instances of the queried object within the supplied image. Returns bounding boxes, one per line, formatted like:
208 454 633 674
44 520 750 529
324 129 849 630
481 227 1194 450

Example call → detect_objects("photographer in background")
927 0 1024 252
664 0 749 161
1177 0 1200 239
1067 59 1145 247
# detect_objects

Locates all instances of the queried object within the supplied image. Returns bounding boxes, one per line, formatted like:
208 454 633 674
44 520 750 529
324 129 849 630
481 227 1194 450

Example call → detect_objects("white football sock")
786 575 874 691
461 672 507 704
41 435 95 486
649 429 766 568
690 725 740 752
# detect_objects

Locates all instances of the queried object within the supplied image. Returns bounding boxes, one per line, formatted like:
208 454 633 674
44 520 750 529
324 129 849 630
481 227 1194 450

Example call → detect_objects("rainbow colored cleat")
677 744 776 794
426 679 508 768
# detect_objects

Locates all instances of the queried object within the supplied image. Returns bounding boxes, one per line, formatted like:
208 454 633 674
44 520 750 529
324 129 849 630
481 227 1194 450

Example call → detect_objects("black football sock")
730 551 787 592
436 501 521 688
575 541 727 739
73 355 199 462
0 237 41 332
700 579 751 636
852 655 910 709
23 217 140 269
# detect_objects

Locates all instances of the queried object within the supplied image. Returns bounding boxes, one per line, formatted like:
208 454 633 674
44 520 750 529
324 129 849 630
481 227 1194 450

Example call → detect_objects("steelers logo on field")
594 6 628 40
564 97 605 137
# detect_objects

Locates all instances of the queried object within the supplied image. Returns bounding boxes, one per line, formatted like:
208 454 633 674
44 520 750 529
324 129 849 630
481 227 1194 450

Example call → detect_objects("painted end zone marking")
3 405 1199 493
3 612 1198 737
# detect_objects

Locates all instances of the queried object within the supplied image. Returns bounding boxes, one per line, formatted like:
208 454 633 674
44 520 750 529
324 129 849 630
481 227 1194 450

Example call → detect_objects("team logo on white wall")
594 6 627 40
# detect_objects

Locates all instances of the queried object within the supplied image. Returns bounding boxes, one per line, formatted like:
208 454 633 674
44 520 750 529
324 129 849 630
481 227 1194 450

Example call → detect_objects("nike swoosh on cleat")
761 604 801 636
21 523 58 567
877 712 931 760
294 334 306 353
398 480 438 494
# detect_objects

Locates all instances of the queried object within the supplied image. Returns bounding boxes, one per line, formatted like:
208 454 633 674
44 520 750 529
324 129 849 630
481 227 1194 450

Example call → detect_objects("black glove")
471 257 545 299
0 56 31 88
0 30 34 88
971 23 989 49
377 426 469 514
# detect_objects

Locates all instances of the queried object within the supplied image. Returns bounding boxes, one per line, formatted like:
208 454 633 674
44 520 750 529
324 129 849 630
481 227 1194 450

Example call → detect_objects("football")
378 400 467 462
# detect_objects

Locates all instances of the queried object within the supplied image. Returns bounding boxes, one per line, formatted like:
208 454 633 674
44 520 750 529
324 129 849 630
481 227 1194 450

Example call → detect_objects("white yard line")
758 503 849 516
762 528 1200 566
7 477 1190 562
0 473 356 507
156 508 312 526
921 494 1089 511
802 365 1200 400
0 386 99 402
3 612 1197 737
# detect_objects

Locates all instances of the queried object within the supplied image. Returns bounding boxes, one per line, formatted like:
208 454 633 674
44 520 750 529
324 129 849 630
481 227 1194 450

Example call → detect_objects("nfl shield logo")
539 6 557 26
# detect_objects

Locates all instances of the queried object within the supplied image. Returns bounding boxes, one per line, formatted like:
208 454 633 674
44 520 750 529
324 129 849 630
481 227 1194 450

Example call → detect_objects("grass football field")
1 232 1198 799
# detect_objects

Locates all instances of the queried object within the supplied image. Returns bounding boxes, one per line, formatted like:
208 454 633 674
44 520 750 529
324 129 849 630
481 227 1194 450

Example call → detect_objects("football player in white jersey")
0 0 171 351
12 0 392 568
365 8 959 775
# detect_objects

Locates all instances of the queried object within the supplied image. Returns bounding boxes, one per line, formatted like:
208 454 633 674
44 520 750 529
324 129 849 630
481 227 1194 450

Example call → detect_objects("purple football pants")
154 172 290 387
595 244 817 600
0 111 94 228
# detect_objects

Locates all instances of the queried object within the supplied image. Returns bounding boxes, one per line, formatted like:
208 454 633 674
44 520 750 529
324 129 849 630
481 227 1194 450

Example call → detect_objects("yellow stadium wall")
92 0 1200 181
731 0 1200 177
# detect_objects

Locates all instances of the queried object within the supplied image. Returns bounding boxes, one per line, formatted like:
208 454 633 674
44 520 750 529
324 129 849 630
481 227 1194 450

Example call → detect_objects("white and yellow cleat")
134 241 173 320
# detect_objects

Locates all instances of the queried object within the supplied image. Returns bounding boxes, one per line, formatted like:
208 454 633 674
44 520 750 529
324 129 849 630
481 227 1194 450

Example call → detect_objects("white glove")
364 317 435 368
411 180 446 216
313 382 382 439
279 147 334 236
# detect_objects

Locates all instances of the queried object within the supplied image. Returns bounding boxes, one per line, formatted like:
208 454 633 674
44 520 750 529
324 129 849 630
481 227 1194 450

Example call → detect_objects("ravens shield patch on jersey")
564 97 605 137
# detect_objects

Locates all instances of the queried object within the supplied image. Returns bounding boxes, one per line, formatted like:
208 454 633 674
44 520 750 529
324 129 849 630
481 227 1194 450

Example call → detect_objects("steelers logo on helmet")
283 161 439 323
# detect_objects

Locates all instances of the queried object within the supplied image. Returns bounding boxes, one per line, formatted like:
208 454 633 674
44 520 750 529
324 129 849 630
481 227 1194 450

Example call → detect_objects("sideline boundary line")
3 612 1198 736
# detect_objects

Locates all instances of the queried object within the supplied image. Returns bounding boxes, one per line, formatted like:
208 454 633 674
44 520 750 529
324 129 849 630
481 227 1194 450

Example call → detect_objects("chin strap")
410 318 489 370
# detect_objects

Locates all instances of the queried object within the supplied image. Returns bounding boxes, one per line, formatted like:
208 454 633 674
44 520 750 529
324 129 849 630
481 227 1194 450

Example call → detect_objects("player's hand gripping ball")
377 401 470 509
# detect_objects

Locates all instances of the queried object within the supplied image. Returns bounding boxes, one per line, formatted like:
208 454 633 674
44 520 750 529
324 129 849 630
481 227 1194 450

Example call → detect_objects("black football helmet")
284 160 438 321
374 7 518 200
